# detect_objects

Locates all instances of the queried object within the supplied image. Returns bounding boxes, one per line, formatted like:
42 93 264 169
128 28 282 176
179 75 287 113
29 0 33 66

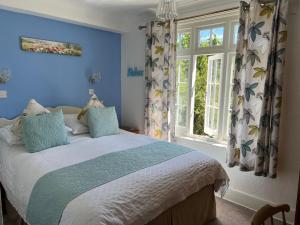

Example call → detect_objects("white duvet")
0 131 229 225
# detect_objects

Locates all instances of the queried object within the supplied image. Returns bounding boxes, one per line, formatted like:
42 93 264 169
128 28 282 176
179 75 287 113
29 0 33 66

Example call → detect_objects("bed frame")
0 106 217 225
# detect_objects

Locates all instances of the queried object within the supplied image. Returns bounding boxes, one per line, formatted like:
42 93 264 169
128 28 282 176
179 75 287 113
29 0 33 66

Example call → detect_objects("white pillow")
0 125 23 145
77 94 104 126
0 125 71 146
11 99 50 137
23 99 50 116
64 114 89 135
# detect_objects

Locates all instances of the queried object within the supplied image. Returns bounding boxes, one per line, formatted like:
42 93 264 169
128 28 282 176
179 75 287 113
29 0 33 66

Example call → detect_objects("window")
176 12 239 142
232 23 239 46
177 32 191 49
204 54 223 136
199 26 224 48
176 58 190 127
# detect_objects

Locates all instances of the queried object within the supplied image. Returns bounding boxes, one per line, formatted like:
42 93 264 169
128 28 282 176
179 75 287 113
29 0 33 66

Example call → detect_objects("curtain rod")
137 0 277 29
138 6 239 30
176 6 239 22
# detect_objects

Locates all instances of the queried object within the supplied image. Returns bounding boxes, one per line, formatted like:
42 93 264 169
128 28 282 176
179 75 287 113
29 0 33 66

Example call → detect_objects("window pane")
177 32 191 49
209 107 214 128
211 27 224 47
178 106 188 127
213 108 219 129
212 60 217 83
207 62 213 84
178 83 188 105
210 84 215 106
177 33 181 48
181 33 191 49
176 59 190 127
193 55 208 136
199 29 211 48
178 59 189 82
199 27 224 48
216 59 221 83
233 23 239 46
215 84 220 106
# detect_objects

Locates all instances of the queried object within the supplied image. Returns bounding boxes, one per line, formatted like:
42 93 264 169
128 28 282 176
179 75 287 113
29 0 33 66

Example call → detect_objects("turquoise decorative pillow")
21 110 69 153
87 107 120 138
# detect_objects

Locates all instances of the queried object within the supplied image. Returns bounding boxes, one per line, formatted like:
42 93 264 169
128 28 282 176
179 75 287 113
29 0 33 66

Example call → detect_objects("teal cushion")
21 110 69 153
87 107 120 138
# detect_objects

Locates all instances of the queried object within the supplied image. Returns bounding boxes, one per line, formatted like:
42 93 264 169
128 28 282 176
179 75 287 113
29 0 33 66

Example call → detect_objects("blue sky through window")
199 27 224 47
212 27 224 40
199 29 210 47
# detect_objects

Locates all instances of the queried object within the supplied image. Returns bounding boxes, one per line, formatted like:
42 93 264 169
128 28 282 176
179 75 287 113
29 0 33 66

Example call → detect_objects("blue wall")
0 9 121 119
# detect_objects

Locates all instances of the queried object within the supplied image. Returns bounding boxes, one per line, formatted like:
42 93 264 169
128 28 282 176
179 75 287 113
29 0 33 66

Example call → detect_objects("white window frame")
204 53 224 137
176 10 239 143
175 55 192 136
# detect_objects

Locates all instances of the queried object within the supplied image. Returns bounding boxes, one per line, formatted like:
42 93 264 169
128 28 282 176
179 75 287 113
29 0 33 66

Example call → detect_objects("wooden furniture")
251 204 290 225
295 170 300 225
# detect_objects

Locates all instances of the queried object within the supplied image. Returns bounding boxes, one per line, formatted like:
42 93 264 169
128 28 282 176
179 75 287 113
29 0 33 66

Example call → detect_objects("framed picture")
20 37 82 56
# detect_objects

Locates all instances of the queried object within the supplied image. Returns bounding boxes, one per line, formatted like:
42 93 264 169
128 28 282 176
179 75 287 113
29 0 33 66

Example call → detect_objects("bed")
0 106 229 225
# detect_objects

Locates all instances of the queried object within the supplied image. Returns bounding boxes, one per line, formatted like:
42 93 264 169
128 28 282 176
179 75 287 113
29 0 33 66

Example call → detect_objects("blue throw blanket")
26 141 193 225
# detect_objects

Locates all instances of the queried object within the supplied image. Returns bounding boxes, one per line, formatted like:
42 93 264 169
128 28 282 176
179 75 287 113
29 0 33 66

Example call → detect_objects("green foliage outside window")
193 56 208 135
211 33 222 46
177 32 191 49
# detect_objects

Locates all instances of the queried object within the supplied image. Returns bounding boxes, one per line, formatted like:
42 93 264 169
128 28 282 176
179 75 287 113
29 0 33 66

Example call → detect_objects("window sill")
174 135 227 162
174 135 227 148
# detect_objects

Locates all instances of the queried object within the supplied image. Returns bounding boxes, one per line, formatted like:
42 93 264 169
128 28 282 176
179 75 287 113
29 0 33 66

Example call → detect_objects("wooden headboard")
0 106 81 128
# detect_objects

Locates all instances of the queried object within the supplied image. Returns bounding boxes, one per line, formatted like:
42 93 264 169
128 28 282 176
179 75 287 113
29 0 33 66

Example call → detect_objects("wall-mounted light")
0 68 11 84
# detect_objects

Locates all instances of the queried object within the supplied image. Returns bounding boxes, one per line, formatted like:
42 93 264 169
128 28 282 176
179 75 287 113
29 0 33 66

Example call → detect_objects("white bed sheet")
0 131 229 225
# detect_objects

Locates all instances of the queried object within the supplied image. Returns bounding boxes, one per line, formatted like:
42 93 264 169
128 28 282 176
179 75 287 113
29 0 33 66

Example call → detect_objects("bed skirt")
2 184 216 225
147 185 216 225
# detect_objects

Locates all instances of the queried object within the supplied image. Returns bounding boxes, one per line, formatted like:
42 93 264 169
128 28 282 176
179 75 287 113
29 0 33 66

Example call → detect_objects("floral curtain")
144 20 177 141
227 0 288 178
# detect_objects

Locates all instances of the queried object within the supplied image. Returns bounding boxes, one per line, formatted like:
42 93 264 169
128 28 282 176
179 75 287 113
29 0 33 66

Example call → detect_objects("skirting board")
216 187 295 224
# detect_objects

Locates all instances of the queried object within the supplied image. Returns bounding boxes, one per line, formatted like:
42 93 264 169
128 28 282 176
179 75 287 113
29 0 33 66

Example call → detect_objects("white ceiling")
80 0 234 15
0 0 239 32
83 0 204 10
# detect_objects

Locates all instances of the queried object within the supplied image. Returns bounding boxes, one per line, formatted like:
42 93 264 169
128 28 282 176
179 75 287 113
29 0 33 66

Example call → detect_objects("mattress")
0 131 229 225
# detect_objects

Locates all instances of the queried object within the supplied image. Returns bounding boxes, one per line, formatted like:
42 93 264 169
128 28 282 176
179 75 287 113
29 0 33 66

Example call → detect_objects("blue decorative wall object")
0 9 121 120
127 67 144 77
